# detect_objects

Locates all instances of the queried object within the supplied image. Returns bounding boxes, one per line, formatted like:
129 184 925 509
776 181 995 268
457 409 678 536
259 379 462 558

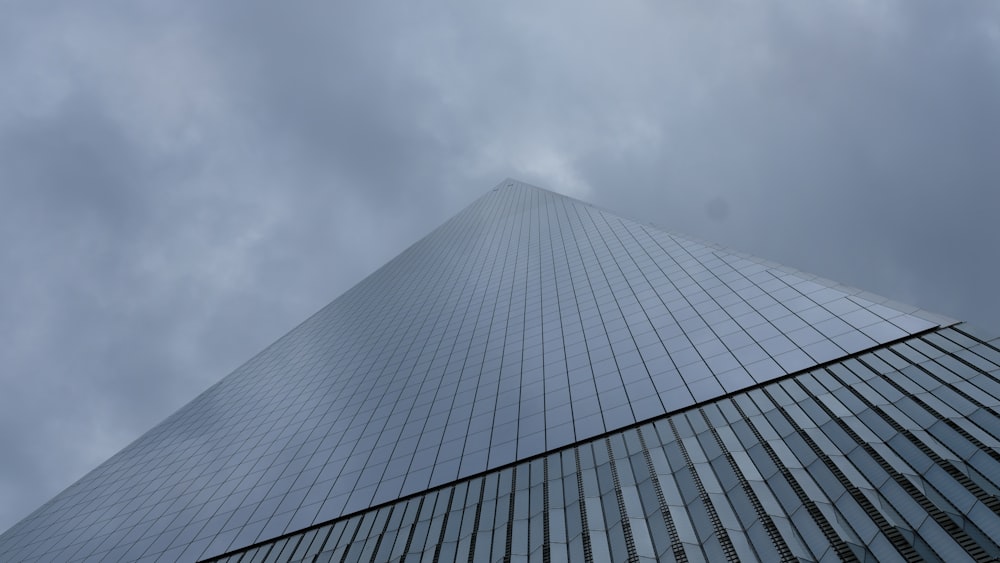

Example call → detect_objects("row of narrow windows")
211 327 1000 563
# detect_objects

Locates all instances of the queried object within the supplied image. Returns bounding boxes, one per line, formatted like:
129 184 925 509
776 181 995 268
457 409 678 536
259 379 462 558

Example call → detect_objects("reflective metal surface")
211 326 1000 563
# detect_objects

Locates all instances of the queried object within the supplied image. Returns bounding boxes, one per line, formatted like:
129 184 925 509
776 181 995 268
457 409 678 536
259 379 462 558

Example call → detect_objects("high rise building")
2 180 1000 562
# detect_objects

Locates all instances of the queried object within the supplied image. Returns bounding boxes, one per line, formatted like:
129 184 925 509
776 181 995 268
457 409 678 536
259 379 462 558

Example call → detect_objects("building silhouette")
2 180 1000 562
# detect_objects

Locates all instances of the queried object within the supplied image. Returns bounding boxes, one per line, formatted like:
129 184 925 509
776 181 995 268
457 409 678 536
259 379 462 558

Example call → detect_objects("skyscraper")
2 179 999 562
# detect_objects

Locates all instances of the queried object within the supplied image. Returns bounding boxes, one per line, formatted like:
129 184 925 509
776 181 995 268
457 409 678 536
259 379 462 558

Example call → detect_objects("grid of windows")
209 326 1000 563
0 181 955 561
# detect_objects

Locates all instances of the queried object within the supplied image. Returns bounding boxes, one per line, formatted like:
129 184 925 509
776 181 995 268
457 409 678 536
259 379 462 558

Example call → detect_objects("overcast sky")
1 0 998 533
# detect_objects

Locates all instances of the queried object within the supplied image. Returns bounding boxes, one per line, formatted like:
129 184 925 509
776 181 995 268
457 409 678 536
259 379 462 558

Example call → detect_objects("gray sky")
1 0 998 533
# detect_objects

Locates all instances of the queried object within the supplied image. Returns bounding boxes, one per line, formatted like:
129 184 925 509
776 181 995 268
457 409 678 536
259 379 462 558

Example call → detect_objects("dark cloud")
1 0 998 532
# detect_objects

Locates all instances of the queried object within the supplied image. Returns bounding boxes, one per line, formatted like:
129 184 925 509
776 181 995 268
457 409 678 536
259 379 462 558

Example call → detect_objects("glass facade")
208 326 1000 563
0 180 992 563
